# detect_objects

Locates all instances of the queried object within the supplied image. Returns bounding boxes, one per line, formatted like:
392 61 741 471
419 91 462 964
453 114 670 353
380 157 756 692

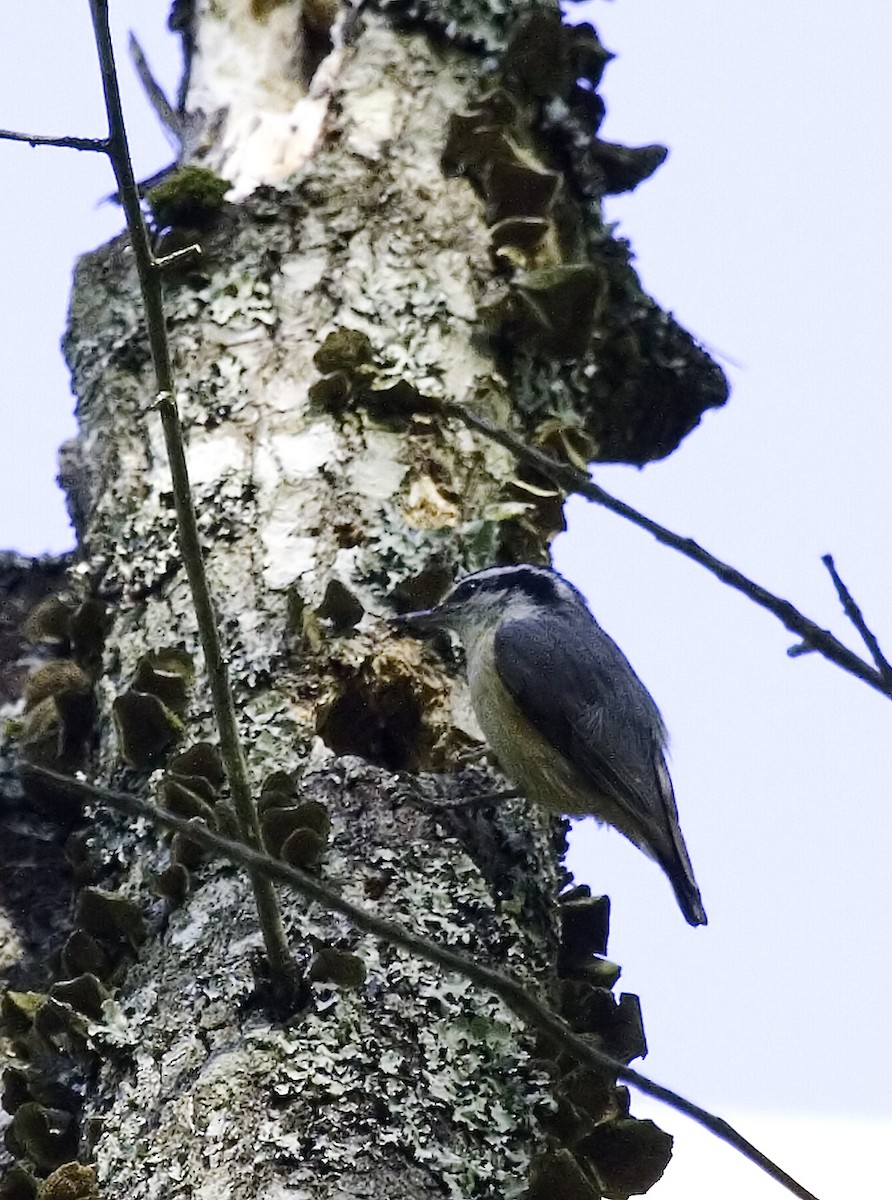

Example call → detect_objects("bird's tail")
660 850 707 926
671 869 708 926
651 760 708 926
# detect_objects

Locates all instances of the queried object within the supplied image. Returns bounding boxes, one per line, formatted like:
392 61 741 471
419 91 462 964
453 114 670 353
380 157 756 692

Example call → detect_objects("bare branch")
0 128 107 152
821 554 892 684
438 400 892 702
87 0 294 985
128 31 183 143
20 764 822 1200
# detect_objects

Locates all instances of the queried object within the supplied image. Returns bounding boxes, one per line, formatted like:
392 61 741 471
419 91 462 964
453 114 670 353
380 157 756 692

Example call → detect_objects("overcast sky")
2 3 890 1198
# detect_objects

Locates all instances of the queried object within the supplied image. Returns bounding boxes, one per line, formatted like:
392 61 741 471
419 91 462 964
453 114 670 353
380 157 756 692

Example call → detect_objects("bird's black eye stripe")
451 577 482 599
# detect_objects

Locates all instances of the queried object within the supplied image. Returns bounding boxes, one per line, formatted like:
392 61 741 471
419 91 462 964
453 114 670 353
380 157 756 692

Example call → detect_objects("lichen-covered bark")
69 767 561 1200
42 25 566 1196
1 1 724 1196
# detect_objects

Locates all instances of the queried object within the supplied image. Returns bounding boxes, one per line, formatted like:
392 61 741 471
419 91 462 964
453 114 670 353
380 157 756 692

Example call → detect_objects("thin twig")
87 0 293 984
411 788 520 812
128 32 182 142
821 554 892 685
154 243 203 270
437 400 892 702
0 128 107 152
786 641 815 659
20 764 822 1200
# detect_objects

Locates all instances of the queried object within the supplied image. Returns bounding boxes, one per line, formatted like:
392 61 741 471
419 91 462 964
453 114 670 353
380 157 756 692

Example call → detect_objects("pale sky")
2 3 890 1198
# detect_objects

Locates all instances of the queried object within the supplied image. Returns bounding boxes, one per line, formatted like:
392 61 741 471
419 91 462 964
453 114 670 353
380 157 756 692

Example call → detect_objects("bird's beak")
390 606 445 632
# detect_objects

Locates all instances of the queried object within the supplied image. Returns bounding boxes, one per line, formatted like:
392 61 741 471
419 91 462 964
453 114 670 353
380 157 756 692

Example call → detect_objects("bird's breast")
465 631 595 818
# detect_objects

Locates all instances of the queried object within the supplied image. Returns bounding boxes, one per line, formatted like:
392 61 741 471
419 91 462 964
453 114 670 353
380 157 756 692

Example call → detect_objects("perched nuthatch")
396 564 707 927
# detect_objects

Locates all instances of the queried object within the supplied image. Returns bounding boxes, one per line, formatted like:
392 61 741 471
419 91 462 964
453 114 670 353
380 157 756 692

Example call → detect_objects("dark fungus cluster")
527 888 672 1199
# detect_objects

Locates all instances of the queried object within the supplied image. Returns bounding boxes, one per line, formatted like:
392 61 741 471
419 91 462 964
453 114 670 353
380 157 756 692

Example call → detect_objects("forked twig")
821 554 892 685
438 400 892 702
128 31 182 142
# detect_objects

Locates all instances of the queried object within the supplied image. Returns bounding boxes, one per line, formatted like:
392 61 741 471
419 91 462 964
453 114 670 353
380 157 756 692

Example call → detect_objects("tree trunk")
1 1 725 1197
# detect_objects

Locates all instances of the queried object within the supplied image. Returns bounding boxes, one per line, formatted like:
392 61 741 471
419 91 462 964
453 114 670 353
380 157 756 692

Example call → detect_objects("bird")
396 563 707 926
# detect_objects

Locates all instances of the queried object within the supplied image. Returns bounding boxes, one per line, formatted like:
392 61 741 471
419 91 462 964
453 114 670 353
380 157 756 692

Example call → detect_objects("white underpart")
188 0 346 199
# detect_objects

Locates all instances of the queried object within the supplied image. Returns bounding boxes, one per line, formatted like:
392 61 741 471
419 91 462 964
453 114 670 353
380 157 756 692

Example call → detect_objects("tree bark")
1 1 725 1197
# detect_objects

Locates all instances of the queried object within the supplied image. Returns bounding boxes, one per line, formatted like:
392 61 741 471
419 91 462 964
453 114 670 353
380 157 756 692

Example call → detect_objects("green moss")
147 167 230 231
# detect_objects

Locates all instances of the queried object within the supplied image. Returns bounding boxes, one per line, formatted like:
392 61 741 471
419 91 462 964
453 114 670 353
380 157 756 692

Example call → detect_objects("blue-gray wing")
494 609 670 832
494 609 708 926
